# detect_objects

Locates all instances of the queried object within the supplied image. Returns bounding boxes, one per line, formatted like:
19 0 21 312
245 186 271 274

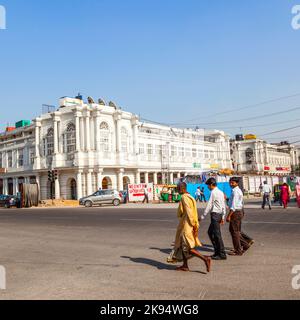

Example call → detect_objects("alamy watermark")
0 4 6 30
292 265 300 290
0 266 6 290
292 5 300 30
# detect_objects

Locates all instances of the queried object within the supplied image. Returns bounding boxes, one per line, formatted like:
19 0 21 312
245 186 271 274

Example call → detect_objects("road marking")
121 219 174 222
244 221 300 226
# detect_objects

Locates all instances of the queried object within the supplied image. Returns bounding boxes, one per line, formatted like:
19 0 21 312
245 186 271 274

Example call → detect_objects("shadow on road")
121 256 207 274
121 256 175 270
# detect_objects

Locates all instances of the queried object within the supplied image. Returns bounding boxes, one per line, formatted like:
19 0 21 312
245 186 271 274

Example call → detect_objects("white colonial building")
231 135 299 176
0 96 232 200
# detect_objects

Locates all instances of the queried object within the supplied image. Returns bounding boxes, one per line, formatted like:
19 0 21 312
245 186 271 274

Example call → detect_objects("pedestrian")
142 187 149 204
200 178 227 260
200 187 206 202
226 177 254 256
195 187 201 202
296 182 300 208
262 181 272 210
280 183 291 209
167 182 211 273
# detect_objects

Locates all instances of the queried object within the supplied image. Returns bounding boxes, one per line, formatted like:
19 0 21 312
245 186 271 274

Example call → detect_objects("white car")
79 190 122 207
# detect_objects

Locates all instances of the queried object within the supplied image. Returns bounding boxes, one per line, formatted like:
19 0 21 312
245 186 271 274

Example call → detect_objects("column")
75 110 81 152
55 173 60 199
76 170 83 199
34 119 41 169
13 178 18 194
85 110 91 151
80 117 85 151
118 169 124 191
177 172 181 179
90 116 95 151
169 172 174 184
131 116 139 156
86 169 93 196
135 171 140 184
145 172 149 184
3 178 8 195
53 119 59 154
95 108 101 152
114 112 122 154
153 172 158 185
96 168 103 190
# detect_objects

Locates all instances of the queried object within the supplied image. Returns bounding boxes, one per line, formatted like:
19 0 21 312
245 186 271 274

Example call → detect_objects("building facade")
0 96 232 200
231 136 299 176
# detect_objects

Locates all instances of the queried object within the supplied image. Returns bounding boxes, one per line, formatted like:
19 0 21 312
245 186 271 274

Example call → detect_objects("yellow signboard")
244 134 257 140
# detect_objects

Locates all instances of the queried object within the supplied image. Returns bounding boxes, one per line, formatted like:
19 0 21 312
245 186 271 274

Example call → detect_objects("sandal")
176 266 189 272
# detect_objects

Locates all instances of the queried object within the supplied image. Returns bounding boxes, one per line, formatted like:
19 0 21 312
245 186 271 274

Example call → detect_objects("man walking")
200 187 206 202
195 187 201 202
262 181 272 210
201 178 227 260
227 177 254 256
167 182 211 273
142 187 149 204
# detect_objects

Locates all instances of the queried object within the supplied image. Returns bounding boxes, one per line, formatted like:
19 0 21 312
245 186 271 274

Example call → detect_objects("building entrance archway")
102 177 112 190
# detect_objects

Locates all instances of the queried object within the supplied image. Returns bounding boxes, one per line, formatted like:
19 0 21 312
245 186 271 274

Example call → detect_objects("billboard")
128 183 154 202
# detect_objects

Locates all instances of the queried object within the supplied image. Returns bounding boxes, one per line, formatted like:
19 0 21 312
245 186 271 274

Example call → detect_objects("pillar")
55 173 60 199
53 119 59 154
145 172 149 184
131 116 139 156
153 172 158 185
86 169 93 196
95 108 101 152
114 112 122 154
80 117 85 151
85 110 91 151
135 171 140 184
76 170 83 199
13 178 18 194
3 178 8 195
75 110 81 152
118 169 124 191
34 119 41 169
169 172 173 184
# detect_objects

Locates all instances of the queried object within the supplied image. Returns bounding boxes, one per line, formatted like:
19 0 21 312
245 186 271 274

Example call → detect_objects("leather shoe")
212 255 227 260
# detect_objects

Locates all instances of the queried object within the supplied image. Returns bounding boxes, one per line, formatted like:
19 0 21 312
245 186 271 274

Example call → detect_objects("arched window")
46 128 54 156
66 123 76 153
245 148 254 164
100 122 110 152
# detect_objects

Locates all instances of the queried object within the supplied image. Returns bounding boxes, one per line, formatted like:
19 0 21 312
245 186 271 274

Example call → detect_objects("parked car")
79 190 122 207
3 195 19 208
0 195 9 207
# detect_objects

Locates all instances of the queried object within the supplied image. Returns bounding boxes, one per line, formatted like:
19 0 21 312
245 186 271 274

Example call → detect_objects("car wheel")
84 200 93 208
113 199 120 207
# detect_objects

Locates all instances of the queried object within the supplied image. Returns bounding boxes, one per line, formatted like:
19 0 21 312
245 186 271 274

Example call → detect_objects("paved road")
0 201 299 300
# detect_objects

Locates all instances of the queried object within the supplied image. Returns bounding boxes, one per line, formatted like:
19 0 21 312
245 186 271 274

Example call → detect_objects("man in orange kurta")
167 182 211 273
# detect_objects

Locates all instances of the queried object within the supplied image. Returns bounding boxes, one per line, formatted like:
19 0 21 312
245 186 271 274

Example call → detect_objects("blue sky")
0 0 300 142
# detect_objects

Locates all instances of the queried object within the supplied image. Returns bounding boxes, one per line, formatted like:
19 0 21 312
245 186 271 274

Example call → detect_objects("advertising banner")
128 183 154 202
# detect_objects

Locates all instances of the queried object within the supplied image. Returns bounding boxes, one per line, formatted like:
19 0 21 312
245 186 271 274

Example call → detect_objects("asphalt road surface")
0 201 299 300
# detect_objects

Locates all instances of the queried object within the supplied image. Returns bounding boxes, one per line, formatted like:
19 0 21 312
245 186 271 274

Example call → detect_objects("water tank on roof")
235 134 244 141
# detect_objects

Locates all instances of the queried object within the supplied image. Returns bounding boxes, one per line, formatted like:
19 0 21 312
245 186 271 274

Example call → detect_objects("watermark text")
0 5 6 30
292 5 300 30
292 265 300 290
0 266 6 290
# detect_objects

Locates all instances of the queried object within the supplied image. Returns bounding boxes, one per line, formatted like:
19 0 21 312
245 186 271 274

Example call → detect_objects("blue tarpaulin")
187 182 232 201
